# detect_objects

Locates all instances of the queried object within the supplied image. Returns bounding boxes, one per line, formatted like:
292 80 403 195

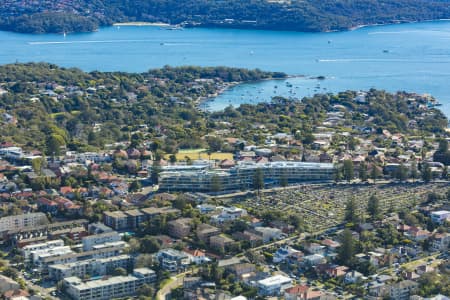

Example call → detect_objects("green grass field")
165 149 233 161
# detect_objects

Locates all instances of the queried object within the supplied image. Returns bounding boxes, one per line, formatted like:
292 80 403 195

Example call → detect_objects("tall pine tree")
345 197 359 224
338 229 355 266
367 194 381 220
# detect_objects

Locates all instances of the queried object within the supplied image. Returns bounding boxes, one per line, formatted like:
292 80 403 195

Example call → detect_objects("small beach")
112 22 170 27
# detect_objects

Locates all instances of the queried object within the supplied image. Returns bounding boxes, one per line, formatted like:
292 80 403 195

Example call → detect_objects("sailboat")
166 25 183 30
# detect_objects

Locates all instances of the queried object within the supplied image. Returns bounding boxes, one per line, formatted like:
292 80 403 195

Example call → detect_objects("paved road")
4 259 56 300
382 252 444 276
17 274 57 300
156 270 195 300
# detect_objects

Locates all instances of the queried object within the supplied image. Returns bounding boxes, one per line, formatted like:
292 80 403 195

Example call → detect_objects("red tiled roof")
321 239 340 248
219 159 235 167
184 249 206 257
60 186 73 194
16 191 33 198
0 141 14 148
398 224 411 231
67 204 81 210
413 229 430 237
3 289 29 299
37 197 57 206
285 285 309 295
54 197 72 204
304 290 323 299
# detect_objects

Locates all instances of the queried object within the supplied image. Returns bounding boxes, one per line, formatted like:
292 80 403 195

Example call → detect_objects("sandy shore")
113 22 170 27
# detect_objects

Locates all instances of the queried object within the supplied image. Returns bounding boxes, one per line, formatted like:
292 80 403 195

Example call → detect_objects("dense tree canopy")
0 63 281 154
2 0 450 34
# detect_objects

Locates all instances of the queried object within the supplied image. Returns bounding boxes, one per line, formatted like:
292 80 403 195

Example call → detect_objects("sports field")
165 149 233 161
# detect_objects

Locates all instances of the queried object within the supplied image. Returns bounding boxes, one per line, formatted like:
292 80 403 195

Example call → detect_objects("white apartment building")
430 210 450 224
82 232 121 251
91 241 128 251
212 207 247 223
254 227 282 243
39 245 125 272
49 254 133 281
64 268 156 300
65 276 140 300
22 239 64 261
257 275 293 296
0 147 23 159
31 246 73 266
159 161 335 193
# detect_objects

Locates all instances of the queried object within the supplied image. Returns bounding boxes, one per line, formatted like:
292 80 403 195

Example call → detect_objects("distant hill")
1 0 450 34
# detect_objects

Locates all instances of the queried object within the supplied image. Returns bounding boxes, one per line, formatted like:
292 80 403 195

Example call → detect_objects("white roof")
32 246 73 258
223 206 244 213
65 275 138 290
231 297 247 300
237 161 334 170
22 239 64 250
50 255 131 270
304 254 325 260
133 268 155 275
0 147 22 152
258 275 291 287
431 210 450 216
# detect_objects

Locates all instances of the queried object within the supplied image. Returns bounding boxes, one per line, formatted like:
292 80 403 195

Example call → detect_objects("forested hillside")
0 63 284 154
1 0 450 34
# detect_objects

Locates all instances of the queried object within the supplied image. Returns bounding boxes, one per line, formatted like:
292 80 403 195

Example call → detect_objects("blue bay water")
1 21 450 115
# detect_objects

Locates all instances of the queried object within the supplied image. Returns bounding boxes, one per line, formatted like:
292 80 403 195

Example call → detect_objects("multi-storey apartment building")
21 239 64 261
49 254 133 281
103 211 128 231
159 161 335 193
156 249 190 272
167 218 192 238
39 245 126 272
64 268 156 300
0 213 48 234
82 232 121 251
103 207 180 231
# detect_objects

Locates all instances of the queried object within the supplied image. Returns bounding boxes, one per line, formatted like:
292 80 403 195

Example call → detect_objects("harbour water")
1 21 450 115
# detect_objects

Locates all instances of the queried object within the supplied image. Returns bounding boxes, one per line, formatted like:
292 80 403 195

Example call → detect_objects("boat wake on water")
368 30 450 35
318 58 413 63
27 39 195 45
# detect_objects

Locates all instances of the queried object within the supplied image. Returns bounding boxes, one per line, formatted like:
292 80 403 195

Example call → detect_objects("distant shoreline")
111 19 450 34
1 19 450 35
112 22 171 27
348 18 450 31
